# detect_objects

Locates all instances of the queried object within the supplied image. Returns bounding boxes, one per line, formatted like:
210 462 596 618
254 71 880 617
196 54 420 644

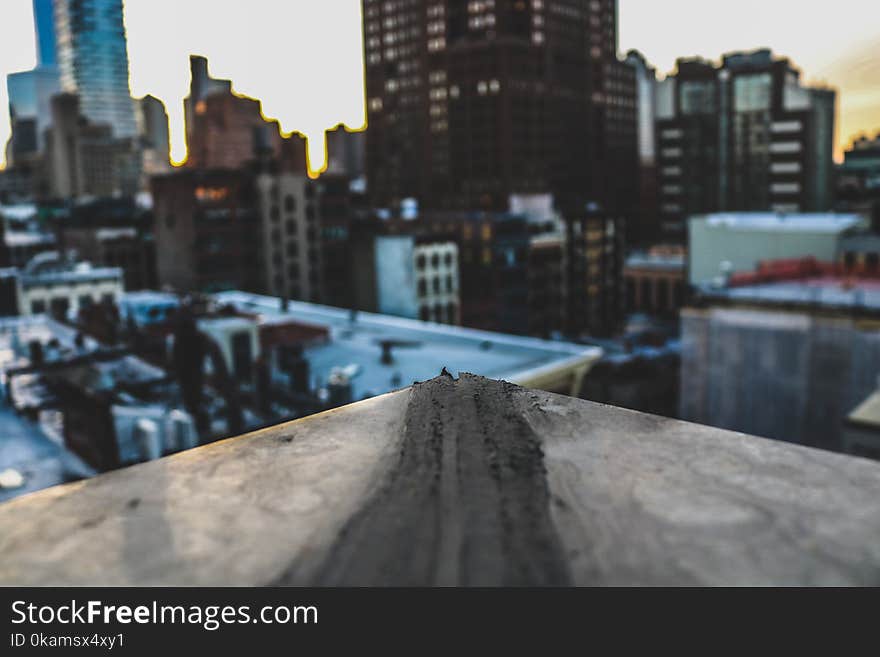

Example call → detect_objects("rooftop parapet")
1 374 879 586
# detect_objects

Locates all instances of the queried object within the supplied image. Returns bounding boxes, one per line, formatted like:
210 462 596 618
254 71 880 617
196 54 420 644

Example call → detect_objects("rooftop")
1 374 878 585
0 405 94 504
700 277 880 312
0 204 38 222
3 231 56 248
625 252 686 271
215 291 601 399
697 212 864 233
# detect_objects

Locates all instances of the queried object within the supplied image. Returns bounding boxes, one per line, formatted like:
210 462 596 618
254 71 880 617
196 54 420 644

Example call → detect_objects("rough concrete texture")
1 373 880 586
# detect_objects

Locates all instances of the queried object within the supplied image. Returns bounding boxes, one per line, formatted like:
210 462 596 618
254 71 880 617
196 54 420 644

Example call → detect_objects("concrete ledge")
1 374 880 586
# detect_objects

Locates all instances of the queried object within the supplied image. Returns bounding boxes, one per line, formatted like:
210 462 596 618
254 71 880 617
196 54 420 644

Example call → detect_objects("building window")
50 297 70 319
416 254 426 270
284 195 297 213
31 300 46 314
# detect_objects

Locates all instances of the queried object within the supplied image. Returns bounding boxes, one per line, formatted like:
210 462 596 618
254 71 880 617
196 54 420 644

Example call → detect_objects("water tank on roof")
327 368 353 407
134 418 162 462
169 409 197 451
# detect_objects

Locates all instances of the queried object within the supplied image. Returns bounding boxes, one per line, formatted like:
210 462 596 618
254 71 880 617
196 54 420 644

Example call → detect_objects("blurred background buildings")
0 0 878 502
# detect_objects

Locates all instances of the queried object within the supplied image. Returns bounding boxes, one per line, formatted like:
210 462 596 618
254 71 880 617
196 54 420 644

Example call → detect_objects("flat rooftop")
20 265 123 288
215 291 600 399
0 405 94 504
625 253 686 271
701 277 880 311
0 315 100 373
697 212 864 233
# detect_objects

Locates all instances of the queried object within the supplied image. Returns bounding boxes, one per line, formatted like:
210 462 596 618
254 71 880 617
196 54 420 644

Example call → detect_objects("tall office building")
136 94 172 187
625 49 659 243
54 0 137 138
33 0 57 67
656 49 836 238
5 0 61 165
45 93 139 199
362 0 637 218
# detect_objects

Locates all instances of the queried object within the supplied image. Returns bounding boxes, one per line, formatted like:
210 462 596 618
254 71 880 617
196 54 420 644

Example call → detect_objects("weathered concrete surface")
299 374 570 586
2 373 880 586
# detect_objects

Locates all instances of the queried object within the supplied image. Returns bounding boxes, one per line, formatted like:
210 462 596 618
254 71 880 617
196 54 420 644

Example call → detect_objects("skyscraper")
33 0 57 67
362 0 637 218
655 49 837 238
5 0 60 166
54 0 137 138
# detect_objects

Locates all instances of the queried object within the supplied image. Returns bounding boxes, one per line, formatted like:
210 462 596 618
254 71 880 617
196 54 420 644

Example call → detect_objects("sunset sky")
0 0 878 170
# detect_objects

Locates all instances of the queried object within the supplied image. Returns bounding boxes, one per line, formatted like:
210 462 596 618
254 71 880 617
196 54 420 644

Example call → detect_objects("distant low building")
254 171 324 303
0 315 195 473
0 203 56 268
836 133 880 230
0 252 123 320
373 236 459 324
624 246 687 317
56 196 158 291
151 168 264 294
689 212 866 285
681 257 880 455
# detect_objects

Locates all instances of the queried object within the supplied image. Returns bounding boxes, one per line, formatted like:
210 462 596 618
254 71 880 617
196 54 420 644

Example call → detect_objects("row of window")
417 275 456 296
415 251 456 270
30 292 116 316
419 302 458 324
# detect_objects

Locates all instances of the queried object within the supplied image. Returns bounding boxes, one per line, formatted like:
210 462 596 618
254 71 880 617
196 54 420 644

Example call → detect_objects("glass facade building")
55 0 137 138
33 0 58 67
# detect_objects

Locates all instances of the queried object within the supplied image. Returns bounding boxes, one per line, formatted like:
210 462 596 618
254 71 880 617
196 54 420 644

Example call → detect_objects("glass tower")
33 0 57 67
54 0 137 138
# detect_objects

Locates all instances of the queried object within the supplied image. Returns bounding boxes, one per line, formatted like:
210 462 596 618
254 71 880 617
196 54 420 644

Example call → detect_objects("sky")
0 0 878 171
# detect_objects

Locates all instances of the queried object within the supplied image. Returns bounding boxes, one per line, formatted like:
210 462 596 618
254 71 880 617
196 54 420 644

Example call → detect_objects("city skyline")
0 0 878 170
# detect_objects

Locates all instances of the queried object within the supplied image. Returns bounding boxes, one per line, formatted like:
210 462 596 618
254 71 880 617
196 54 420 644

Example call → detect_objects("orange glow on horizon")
124 0 367 177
